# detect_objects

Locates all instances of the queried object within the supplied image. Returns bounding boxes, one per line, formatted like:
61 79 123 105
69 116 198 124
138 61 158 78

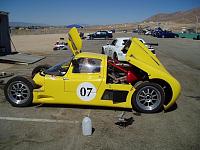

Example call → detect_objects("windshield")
45 57 73 76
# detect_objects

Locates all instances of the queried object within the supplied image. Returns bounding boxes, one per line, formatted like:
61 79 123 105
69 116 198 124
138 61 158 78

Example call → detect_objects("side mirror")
107 43 109 45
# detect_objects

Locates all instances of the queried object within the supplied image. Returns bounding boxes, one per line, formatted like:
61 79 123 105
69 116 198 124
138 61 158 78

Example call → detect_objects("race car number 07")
80 87 92 96
77 82 96 101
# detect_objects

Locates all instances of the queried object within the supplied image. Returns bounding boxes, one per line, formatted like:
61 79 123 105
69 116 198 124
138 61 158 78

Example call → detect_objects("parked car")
53 38 68 50
110 29 115 33
132 29 138 33
177 33 200 40
79 32 86 39
88 31 113 40
102 37 156 61
139 38 156 54
152 28 178 38
122 30 127 33
145 29 154 35
4 27 181 113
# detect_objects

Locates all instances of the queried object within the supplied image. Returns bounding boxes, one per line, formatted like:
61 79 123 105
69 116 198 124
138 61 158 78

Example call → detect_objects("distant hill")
9 22 49 27
144 7 200 24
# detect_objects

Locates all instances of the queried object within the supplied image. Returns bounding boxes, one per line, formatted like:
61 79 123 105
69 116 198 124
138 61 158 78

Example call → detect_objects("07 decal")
80 87 92 96
77 82 96 101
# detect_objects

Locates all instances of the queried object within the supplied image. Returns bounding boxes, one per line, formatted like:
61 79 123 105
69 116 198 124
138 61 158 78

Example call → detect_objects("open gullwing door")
67 27 82 55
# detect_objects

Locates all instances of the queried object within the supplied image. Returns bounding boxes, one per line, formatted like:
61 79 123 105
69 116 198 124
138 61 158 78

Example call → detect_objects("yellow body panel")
67 27 82 55
33 55 134 108
32 27 181 110
126 38 181 109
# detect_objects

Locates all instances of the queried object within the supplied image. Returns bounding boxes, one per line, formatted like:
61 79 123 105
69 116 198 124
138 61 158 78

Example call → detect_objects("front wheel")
4 76 34 107
132 82 165 113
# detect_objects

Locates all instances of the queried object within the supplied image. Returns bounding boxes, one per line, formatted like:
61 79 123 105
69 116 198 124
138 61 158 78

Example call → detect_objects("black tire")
62 47 68 50
4 76 34 107
89 36 94 40
32 64 51 78
53 47 60 51
101 48 105 54
132 82 165 113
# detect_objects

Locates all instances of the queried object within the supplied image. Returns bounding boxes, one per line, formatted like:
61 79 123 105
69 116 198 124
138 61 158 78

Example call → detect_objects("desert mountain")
144 7 200 24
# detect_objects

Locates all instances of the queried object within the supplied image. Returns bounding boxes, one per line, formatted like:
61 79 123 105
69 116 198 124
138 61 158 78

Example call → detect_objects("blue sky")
0 0 200 25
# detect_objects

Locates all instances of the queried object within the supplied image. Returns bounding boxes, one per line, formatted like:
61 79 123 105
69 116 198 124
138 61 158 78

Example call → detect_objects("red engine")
107 60 139 84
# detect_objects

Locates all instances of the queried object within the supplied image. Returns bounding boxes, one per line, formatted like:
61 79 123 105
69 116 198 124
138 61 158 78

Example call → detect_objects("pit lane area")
0 33 200 150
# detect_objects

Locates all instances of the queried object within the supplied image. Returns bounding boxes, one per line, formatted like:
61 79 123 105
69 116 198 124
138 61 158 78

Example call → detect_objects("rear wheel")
132 82 165 113
90 36 94 40
32 64 51 78
4 76 34 107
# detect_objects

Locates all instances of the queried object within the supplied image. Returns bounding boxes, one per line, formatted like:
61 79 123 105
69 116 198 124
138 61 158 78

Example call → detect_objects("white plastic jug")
82 117 92 136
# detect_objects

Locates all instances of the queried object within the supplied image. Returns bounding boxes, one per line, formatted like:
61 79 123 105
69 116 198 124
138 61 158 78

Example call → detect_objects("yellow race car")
4 27 181 113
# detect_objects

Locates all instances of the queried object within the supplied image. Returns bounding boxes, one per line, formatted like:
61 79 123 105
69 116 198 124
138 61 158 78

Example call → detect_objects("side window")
111 40 117 46
101 32 106 36
72 58 101 73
